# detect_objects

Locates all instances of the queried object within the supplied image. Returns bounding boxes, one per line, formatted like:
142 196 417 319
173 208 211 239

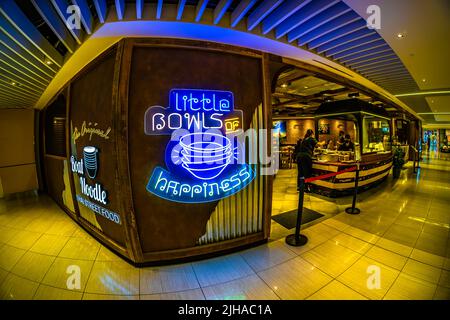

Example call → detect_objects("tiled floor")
0 152 449 300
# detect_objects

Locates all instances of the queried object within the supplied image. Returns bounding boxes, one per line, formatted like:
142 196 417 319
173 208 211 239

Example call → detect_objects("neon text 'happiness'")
147 165 255 203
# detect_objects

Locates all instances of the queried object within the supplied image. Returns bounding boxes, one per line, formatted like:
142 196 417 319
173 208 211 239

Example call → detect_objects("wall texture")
0 109 38 197
285 119 315 144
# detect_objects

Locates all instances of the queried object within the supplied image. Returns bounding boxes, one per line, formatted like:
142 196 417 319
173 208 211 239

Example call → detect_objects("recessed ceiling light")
397 33 405 38
304 86 309 89
11 81 16 85
422 78 426 82
281 83 288 88
44 57 53 65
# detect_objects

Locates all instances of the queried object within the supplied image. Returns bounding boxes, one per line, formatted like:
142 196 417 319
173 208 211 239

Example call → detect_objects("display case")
362 114 391 154
310 99 393 197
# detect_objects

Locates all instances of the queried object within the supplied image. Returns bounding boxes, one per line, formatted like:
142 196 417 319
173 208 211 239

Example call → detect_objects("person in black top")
294 138 302 157
296 129 318 192
338 134 355 151
337 130 345 149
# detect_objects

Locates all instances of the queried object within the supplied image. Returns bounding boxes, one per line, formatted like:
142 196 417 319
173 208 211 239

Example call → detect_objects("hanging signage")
144 89 256 203
71 146 121 224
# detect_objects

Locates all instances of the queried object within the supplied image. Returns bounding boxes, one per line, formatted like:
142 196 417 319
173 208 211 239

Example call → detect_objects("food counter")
310 152 392 197
309 99 393 197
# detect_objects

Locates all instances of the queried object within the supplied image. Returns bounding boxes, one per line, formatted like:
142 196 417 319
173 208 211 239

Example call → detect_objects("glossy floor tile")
0 273 39 300
301 240 361 278
33 285 83 300
337 257 400 300
239 240 297 272
258 257 332 300
41 257 94 292
11 251 55 282
201 274 279 300
364 246 408 271
0 155 449 299
140 263 199 294
307 280 368 300
383 273 437 300
84 260 140 295
140 289 205 300
192 254 255 288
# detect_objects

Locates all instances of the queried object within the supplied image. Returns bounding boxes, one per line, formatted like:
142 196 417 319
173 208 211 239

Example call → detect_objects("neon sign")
71 146 121 224
144 89 255 203
145 89 243 135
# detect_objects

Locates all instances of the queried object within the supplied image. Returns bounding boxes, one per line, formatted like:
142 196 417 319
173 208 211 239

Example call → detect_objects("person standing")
338 134 355 151
337 130 345 149
296 129 318 192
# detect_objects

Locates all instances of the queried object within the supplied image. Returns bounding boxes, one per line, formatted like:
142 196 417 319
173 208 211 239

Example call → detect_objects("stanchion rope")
304 166 357 183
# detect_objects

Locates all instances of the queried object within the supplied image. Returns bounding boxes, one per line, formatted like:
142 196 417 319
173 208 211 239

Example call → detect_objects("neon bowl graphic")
179 132 233 180
181 148 232 164
83 146 98 179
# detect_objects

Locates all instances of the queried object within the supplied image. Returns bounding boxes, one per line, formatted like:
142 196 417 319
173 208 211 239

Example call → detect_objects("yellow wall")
285 119 315 144
0 109 38 197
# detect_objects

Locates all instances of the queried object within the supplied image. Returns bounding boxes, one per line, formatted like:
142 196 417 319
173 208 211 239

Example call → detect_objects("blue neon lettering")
155 170 168 191
152 113 165 131
144 89 254 204
184 113 201 131
170 89 233 113
146 166 255 203
168 113 182 129
219 99 230 112
201 94 212 110
210 113 223 129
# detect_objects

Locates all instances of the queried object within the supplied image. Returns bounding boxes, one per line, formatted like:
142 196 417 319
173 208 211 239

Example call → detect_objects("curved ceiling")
344 0 450 126
1 0 445 124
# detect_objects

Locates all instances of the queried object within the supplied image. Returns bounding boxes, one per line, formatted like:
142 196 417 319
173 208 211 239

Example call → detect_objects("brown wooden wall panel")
41 38 273 264
69 48 126 247
44 156 65 207
126 44 264 253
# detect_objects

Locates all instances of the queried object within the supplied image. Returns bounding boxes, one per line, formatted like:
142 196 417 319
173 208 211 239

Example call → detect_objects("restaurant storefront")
40 38 421 265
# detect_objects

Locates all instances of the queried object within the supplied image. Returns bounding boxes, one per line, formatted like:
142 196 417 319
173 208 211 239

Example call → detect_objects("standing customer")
296 129 318 192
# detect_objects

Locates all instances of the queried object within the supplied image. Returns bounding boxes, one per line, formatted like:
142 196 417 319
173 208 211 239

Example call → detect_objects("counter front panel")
310 154 393 197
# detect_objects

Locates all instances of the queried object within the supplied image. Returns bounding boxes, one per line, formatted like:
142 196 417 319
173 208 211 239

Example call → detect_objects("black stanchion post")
285 177 308 246
416 149 421 170
412 146 421 174
345 163 361 215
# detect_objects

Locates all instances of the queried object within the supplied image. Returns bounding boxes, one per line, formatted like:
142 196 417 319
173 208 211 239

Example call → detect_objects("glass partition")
362 115 391 154
316 117 359 150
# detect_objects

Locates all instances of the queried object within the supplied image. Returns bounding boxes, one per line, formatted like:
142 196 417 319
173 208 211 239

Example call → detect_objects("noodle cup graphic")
83 146 98 179
179 133 233 180
181 148 233 164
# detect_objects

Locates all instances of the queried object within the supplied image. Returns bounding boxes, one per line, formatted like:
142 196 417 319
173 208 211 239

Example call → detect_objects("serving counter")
308 99 394 197
310 153 393 197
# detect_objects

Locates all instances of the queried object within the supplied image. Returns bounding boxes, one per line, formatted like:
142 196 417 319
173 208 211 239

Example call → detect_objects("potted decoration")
392 146 405 178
